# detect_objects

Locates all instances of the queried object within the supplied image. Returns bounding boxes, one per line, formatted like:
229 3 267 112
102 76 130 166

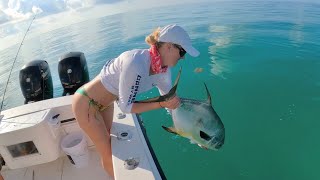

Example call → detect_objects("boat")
0 52 166 180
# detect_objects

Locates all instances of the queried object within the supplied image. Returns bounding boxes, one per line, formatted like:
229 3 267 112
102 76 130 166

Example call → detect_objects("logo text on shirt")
127 75 141 105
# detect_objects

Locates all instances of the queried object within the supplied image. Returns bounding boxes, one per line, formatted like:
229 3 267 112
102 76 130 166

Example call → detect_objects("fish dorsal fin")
203 83 212 105
162 126 178 135
135 67 182 103
171 67 182 93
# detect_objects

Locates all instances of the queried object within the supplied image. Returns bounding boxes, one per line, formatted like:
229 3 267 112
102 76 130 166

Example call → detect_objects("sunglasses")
173 44 186 57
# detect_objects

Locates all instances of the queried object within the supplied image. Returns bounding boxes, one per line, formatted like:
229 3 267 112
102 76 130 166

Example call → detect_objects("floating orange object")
194 68 203 73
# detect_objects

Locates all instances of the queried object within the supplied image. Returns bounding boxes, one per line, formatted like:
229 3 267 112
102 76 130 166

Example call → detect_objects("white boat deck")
111 106 162 180
1 148 110 180
0 96 165 180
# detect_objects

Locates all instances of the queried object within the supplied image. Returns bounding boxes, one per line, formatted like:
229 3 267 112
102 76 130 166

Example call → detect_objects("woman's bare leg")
99 103 115 176
72 94 114 178
100 103 114 134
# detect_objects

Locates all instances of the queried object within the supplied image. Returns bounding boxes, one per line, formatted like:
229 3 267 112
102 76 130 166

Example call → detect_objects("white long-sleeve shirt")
100 49 172 113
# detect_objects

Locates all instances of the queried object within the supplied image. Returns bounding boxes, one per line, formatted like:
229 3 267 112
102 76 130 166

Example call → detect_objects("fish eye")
200 131 211 141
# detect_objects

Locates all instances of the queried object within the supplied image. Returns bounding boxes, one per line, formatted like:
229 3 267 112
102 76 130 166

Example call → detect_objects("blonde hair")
145 27 161 46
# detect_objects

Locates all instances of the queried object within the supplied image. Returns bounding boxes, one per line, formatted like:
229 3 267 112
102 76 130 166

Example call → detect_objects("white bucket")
61 131 89 168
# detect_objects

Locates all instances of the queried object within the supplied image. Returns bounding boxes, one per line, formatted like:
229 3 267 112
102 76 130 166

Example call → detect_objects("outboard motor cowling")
58 52 89 96
19 60 53 104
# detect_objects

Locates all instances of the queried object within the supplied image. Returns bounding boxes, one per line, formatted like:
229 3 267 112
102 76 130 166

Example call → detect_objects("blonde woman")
72 24 200 177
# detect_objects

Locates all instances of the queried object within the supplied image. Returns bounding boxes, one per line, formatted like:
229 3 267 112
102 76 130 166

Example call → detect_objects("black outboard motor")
58 52 89 96
19 60 53 104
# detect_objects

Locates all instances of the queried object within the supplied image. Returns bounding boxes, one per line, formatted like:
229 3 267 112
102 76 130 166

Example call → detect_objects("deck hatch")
7 141 39 158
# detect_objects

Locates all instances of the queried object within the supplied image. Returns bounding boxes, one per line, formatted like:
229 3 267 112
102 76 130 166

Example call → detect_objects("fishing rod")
0 15 37 120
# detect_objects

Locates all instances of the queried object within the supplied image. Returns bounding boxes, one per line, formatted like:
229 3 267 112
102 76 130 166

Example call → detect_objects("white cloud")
1 0 62 22
32 5 42 14
0 0 123 24
66 0 85 9
0 9 9 24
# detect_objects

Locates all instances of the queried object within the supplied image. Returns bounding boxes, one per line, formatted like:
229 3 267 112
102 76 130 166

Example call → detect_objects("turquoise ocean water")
1 1 320 179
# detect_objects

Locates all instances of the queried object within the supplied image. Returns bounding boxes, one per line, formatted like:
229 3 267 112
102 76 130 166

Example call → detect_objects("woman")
72 24 199 177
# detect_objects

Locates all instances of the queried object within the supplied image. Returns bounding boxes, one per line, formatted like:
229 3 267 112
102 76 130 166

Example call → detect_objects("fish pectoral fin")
198 144 209 150
162 126 179 135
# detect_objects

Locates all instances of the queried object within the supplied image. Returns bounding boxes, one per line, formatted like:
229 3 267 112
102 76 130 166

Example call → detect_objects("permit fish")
136 69 225 150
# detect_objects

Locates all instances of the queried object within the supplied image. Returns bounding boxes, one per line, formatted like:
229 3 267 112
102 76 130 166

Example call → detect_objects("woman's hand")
159 96 180 109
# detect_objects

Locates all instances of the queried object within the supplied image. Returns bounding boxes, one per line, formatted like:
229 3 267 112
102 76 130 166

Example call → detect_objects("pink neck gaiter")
149 45 167 74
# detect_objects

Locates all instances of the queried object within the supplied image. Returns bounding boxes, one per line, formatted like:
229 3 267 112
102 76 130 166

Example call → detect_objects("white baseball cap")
158 24 200 57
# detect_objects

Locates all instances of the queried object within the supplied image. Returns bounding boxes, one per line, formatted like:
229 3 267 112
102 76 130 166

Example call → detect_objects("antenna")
0 15 37 116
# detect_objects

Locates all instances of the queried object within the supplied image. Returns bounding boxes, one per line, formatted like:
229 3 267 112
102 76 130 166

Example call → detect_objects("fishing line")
0 15 37 118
